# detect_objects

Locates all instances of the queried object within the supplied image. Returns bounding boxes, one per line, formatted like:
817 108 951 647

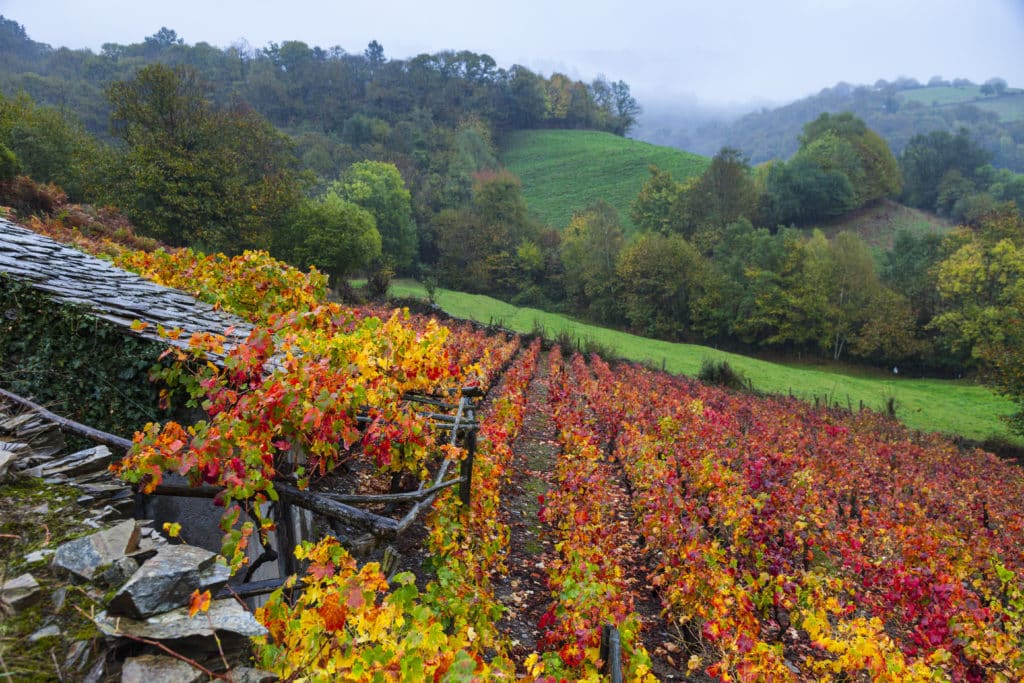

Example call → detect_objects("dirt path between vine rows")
494 351 559 662
494 352 690 680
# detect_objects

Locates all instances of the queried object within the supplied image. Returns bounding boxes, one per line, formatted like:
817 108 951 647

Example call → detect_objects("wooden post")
459 426 476 508
277 502 299 577
599 624 623 683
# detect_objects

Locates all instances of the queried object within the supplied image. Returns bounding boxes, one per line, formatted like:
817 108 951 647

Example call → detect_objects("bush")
365 260 394 300
0 143 18 182
698 358 750 391
0 175 66 216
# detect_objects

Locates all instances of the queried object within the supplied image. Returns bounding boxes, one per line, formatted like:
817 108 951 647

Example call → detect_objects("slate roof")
0 218 252 360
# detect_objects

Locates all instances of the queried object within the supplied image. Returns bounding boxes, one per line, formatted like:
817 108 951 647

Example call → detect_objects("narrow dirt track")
494 351 559 662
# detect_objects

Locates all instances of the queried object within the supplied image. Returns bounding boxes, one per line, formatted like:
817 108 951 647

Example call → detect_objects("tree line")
0 16 639 263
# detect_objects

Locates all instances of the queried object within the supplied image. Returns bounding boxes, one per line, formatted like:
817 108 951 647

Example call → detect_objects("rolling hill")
635 81 1024 174
499 129 708 232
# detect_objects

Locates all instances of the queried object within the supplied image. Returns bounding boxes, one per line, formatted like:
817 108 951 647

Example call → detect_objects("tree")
365 41 385 69
616 232 703 339
444 117 498 204
294 193 380 287
630 165 686 234
762 156 856 226
0 142 16 181
899 129 990 211
105 64 303 251
680 147 759 248
882 229 944 328
0 91 103 200
434 170 539 295
798 113 901 207
333 160 417 272
932 209 1024 433
561 201 625 323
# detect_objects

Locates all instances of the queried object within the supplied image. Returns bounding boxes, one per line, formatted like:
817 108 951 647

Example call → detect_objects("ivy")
0 274 172 443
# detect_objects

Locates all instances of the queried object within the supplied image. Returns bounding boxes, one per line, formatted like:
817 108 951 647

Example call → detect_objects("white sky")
2 0 1022 107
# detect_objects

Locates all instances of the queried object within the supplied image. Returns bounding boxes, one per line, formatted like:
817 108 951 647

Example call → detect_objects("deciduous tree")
105 64 303 251
561 201 625 323
333 160 417 272
932 209 1024 433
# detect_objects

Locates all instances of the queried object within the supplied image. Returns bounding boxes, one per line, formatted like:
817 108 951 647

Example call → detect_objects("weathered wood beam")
0 387 134 452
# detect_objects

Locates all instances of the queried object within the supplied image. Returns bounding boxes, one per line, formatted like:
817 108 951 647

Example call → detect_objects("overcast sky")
3 0 1022 108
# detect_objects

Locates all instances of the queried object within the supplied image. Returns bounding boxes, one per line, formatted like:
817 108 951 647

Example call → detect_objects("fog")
3 0 1022 107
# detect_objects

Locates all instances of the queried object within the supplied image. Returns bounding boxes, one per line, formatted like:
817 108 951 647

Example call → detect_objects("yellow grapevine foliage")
114 247 327 320
112 307 465 570
254 340 538 682
424 339 541 663
253 538 497 681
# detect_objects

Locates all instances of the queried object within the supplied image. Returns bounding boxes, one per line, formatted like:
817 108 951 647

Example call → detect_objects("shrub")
698 358 749 391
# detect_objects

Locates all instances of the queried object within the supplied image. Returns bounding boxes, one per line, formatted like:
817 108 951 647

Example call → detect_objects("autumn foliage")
34 221 1021 680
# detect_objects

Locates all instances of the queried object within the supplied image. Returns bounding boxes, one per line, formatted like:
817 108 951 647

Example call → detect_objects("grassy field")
898 85 984 106
387 279 1019 444
897 86 1024 123
499 129 708 232
973 93 1024 122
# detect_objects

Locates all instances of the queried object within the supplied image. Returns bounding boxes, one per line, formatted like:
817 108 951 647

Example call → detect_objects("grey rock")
29 624 61 641
1 572 41 611
52 519 140 581
24 548 55 564
125 535 163 564
120 654 203 683
97 556 139 589
63 640 90 672
96 598 268 642
51 586 67 611
228 667 279 683
108 545 229 618
0 450 14 479
39 445 112 478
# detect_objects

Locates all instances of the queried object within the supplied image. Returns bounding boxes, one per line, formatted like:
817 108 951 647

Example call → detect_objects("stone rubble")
3 398 277 681
0 220 279 680
1 572 41 612
51 518 141 582
108 544 231 619
120 654 205 683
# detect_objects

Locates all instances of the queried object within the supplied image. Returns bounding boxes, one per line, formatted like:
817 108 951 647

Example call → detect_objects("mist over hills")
634 78 1024 173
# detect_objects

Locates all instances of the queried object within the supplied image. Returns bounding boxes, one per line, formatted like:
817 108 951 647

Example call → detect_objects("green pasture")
898 85 984 106
499 129 708 232
897 86 1024 122
387 279 1019 444
973 94 1024 122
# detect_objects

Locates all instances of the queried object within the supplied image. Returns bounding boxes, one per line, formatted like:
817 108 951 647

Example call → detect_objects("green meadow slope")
388 279 1019 445
899 86 1024 122
499 129 708 231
